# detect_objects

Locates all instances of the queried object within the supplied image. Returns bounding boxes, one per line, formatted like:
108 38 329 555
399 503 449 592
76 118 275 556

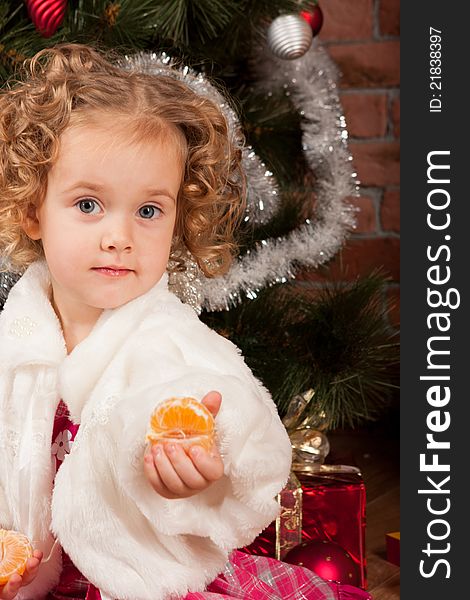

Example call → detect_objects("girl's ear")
22 204 42 240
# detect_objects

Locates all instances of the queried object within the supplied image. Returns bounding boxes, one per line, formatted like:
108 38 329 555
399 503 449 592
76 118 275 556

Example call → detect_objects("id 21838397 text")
429 27 442 113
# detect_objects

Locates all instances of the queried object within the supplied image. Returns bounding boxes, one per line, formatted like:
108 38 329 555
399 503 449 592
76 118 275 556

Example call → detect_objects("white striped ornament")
267 15 313 61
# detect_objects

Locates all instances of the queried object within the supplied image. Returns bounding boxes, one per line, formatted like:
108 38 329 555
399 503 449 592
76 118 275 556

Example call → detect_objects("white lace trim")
0 425 19 455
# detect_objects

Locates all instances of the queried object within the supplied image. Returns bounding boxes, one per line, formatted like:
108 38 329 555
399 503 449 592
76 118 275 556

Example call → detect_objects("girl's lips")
92 267 133 277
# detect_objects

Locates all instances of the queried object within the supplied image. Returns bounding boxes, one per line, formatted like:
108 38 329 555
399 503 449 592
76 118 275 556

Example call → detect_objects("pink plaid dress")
47 401 371 600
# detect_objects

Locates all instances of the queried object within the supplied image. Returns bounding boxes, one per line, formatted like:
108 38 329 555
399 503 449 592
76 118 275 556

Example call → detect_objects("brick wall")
300 0 400 328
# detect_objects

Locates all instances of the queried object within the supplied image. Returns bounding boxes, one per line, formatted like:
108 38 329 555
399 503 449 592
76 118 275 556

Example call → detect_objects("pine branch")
201 270 399 430
0 2 38 81
149 0 241 45
57 0 161 50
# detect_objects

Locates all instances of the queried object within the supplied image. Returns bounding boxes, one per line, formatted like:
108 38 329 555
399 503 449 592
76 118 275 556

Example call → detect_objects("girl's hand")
143 391 225 499
0 550 43 600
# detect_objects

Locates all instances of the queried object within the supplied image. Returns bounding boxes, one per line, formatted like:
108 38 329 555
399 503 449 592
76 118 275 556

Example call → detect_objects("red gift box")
386 531 400 566
243 468 367 589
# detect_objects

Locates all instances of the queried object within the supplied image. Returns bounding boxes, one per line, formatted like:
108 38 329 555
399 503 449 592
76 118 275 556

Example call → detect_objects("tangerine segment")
147 397 215 452
0 529 33 586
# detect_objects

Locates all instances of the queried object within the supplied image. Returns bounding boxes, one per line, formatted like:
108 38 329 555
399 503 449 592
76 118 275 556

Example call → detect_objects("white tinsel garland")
202 41 358 310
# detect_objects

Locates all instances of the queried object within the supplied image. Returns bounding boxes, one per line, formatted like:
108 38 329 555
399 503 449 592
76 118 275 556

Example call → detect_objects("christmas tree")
0 1 398 431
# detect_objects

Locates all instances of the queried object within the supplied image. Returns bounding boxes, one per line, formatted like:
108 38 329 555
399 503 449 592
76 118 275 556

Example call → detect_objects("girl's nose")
100 221 133 253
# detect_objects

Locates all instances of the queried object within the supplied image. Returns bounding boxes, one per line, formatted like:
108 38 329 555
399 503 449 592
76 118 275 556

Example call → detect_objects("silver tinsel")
0 44 357 314
0 271 20 310
202 42 358 311
267 14 313 61
167 251 205 315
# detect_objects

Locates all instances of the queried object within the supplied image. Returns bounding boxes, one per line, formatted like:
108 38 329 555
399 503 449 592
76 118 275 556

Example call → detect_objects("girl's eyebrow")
145 188 177 204
64 181 104 193
63 182 176 204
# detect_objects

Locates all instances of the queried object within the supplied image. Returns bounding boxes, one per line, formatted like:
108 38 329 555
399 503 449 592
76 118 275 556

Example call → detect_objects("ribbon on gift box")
275 389 335 559
282 389 332 473
275 390 360 560
275 470 303 560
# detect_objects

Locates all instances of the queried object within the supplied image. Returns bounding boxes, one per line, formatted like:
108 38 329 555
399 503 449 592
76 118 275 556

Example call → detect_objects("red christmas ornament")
284 539 360 586
301 4 324 37
26 0 67 38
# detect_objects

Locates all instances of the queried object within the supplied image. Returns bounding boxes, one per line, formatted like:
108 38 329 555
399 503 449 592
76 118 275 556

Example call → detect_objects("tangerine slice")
146 397 215 452
0 529 33 586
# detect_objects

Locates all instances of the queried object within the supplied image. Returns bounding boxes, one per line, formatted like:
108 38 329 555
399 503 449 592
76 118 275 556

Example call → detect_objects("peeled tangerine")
0 529 33 586
146 397 215 452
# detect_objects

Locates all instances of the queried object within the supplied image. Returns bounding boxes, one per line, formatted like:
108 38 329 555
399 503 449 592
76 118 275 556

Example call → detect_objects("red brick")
328 41 400 88
381 189 400 232
379 0 400 37
386 287 400 328
341 93 388 138
349 141 400 187
318 0 373 41
348 195 377 233
298 237 400 282
391 96 400 138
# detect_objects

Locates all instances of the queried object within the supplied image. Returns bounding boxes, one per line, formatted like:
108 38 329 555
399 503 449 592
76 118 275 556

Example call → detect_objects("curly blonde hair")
0 43 246 277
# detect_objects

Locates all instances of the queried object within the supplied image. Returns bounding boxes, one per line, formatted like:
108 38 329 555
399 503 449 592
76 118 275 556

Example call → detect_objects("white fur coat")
0 262 292 600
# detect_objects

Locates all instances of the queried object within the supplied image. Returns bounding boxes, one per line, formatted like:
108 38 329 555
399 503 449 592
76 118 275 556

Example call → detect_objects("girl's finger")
21 553 42 585
143 448 166 492
165 443 208 490
200 391 222 418
190 446 225 482
1 573 22 599
144 447 190 498
153 444 189 496
32 549 43 560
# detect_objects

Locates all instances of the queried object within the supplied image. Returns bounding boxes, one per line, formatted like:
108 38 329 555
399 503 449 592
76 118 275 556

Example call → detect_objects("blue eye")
138 205 161 219
77 199 100 214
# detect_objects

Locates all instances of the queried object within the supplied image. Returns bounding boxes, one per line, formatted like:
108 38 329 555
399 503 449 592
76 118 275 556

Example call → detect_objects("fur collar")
0 261 180 421
0 262 66 368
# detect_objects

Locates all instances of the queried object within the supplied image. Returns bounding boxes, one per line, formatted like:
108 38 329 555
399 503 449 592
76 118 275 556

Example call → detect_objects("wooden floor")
328 416 400 600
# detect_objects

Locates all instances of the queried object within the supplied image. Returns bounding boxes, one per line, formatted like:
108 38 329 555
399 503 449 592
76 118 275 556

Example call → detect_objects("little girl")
0 44 370 600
